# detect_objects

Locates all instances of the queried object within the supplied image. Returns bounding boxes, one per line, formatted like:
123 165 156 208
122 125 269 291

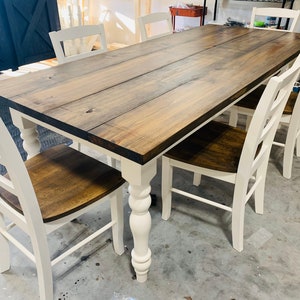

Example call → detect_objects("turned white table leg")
121 158 157 283
10 110 41 158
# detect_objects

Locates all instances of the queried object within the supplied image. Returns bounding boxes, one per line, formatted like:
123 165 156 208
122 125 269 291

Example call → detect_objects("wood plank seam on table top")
1 28 290 122
4 29 293 138
1 27 284 143
2 31 300 164
0 26 250 100
0 27 257 135
84 33 300 163
1 27 299 165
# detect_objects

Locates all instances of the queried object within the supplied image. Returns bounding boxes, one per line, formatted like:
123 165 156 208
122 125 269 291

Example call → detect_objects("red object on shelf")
169 5 207 31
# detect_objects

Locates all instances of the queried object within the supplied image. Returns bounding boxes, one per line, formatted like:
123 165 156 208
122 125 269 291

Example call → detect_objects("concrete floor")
1 116 300 300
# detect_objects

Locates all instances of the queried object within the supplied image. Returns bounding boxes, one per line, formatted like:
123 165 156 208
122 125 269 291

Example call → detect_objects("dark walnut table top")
1 25 299 164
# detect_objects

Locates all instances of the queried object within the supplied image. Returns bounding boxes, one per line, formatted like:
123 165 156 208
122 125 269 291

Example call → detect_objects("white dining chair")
49 24 108 64
138 12 173 41
229 83 300 179
0 117 125 300
228 8 300 179
161 54 300 252
249 7 300 31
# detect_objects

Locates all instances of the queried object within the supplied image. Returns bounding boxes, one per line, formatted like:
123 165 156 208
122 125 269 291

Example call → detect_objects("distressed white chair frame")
0 118 124 300
162 55 300 252
49 24 108 64
138 12 173 41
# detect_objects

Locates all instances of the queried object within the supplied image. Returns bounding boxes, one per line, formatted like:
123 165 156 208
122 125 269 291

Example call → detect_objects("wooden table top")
1 25 300 164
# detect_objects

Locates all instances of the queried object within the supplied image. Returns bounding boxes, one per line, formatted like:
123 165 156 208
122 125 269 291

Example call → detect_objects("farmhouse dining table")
1 25 300 282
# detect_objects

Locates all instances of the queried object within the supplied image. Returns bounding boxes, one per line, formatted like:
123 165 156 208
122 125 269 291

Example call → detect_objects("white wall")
89 0 136 45
78 0 300 45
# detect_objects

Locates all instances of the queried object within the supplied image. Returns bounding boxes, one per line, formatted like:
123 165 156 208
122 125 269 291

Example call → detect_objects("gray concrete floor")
1 116 300 300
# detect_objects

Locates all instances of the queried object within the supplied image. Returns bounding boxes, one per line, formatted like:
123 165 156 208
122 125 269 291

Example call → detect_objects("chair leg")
72 141 117 168
245 116 252 131
110 188 124 255
31 235 54 300
231 175 252 252
283 120 300 179
231 195 245 252
107 157 118 169
161 156 173 220
228 107 238 127
193 173 201 186
296 133 300 157
254 179 265 215
254 159 269 214
0 213 10 272
283 139 295 180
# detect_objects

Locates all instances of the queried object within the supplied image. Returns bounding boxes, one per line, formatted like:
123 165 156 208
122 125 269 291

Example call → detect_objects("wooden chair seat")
165 121 246 173
236 85 297 114
0 144 124 222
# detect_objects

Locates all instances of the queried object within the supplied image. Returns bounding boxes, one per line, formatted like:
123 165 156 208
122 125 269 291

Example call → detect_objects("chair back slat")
238 55 300 179
49 24 108 64
250 7 300 32
0 175 16 196
138 12 173 41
